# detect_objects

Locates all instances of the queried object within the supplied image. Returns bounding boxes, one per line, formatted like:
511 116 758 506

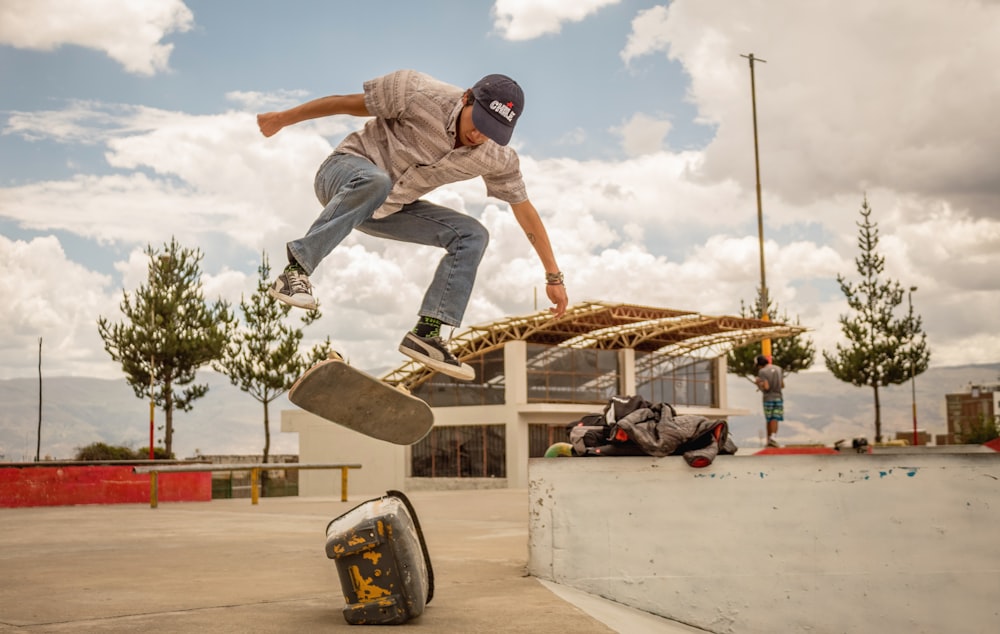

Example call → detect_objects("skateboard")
288 354 433 445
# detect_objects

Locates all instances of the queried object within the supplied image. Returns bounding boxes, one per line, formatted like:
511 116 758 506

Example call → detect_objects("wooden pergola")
382 301 806 388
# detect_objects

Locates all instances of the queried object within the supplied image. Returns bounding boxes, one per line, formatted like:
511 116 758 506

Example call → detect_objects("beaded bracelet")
545 271 565 285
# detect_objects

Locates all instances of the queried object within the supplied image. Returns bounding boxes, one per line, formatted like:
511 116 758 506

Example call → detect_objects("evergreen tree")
823 196 930 442
214 254 333 464
727 289 816 377
959 414 1000 444
98 238 233 455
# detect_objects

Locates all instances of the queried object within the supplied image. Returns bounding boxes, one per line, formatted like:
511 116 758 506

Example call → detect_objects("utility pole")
908 286 919 445
741 52 771 358
36 337 42 462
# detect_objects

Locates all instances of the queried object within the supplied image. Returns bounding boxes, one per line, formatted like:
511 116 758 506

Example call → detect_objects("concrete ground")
0 489 699 633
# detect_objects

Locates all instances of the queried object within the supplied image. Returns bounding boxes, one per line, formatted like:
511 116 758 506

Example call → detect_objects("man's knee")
466 220 489 252
464 223 490 263
447 216 489 255
345 164 391 203
316 156 392 205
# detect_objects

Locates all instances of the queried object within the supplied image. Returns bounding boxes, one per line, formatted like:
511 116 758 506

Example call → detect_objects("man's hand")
546 282 568 318
257 112 284 138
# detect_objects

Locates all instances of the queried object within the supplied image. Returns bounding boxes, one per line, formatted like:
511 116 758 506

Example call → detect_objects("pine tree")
823 196 931 442
214 254 333 464
98 238 233 455
727 290 816 377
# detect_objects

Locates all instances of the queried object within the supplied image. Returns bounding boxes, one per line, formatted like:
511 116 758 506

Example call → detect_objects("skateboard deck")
288 356 433 445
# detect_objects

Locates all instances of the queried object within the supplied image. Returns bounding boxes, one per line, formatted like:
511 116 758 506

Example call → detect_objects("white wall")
281 409 405 497
528 453 1000 634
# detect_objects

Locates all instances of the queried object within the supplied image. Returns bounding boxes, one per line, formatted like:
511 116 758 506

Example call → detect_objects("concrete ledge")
528 453 1000 634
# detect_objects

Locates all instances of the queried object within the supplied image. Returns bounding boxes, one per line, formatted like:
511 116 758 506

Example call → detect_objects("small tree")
957 414 1000 444
75 442 139 461
74 442 173 461
214 254 333 464
823 196 930 442
98 238 233 456
727 289 816 378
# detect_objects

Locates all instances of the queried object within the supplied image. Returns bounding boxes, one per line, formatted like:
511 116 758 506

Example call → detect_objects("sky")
2 0 999 382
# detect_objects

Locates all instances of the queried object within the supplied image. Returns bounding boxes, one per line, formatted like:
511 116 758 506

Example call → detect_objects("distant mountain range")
2 364 998 461
0 373 286 462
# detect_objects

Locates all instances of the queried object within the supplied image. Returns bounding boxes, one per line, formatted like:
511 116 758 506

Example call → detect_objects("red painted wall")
0 465 211 508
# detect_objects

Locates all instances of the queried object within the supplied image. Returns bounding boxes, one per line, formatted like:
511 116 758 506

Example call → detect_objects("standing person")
257 70 568 381
755 354 785 447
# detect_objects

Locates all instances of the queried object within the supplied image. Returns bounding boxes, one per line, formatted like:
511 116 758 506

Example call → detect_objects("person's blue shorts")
763 399 784 422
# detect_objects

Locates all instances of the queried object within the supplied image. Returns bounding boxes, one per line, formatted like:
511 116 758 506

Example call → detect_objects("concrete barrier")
528 453 1000 634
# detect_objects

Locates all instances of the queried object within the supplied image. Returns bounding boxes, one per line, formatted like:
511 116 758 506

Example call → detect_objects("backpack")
566 395 663 456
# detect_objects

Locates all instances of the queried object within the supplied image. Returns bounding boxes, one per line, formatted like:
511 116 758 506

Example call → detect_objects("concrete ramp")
528 453 1000 634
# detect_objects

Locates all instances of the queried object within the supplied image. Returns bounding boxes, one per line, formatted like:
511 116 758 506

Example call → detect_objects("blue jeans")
287 153 489 326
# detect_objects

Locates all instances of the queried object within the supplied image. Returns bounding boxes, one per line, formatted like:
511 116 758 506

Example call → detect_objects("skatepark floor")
0 489 702 633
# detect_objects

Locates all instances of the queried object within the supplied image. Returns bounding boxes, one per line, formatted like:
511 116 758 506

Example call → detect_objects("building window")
528 424 572 457
526 344 620 404
411 349 505 407
410 425 506 478
635 353 717 407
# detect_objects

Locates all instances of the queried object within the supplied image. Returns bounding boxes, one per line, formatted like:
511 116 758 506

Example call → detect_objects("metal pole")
150 471 159 509
909 287 919 445
251 467 260 505
36 338 42 462
341 466 349 502
741 52 771 358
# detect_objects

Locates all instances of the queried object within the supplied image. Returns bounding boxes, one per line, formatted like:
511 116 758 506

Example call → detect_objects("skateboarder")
257 70 568 381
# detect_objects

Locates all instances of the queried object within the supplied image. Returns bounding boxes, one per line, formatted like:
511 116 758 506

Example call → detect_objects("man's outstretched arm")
257 93 370 137
510 199 568 318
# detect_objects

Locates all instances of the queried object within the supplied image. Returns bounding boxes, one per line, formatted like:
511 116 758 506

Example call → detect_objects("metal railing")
132 463 362 508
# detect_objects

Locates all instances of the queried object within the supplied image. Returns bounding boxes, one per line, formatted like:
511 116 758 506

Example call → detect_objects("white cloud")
555 127 588 147
1 102 348 257
628 0 1000 219
492 0 621 40
614 112 673 157
620 5 670 64
0 235 120 379
225 90 312 113
0 0 194 76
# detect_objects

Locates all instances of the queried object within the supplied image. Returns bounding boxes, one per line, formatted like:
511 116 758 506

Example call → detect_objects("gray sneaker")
268 264 317 309
399 332 475 381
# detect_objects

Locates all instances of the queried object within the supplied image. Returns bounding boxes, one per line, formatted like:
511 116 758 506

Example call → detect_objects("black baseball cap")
471 74 524 146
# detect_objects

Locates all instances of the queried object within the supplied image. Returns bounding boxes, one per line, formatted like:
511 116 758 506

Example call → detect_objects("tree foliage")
822 196 930 441
74 442 173 461
214 254 332 463
97 238 233 456
957 414 1000 444
727 289 816 378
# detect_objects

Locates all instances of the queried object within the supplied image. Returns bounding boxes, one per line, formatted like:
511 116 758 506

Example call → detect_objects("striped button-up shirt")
336 70 528 219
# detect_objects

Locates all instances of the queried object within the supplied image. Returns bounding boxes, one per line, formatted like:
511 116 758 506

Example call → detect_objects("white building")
282 302 802 496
